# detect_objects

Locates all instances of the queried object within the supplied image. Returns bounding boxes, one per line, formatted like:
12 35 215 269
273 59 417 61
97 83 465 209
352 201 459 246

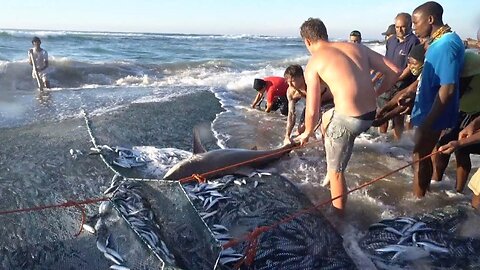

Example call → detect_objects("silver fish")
416 241 449 254
110 265 130 270
82 223 96 234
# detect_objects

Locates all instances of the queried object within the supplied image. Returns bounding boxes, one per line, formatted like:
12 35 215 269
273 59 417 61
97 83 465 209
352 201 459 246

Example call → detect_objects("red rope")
0 197 109 237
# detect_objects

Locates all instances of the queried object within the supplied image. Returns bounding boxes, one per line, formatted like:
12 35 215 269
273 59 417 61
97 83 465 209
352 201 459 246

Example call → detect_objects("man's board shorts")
468 168 480 196
271 95 288 116
437 111 480 155
324 109 375 172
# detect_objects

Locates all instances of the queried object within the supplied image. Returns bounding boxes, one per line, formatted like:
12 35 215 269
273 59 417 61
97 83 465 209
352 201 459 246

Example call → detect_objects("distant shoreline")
1 28 390 43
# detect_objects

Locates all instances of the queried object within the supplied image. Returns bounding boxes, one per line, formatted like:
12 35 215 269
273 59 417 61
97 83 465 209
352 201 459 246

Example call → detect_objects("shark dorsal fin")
193 128 207 154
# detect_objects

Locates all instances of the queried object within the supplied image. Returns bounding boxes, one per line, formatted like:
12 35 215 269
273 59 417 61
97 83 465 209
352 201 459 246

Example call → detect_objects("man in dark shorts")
251 77 289 115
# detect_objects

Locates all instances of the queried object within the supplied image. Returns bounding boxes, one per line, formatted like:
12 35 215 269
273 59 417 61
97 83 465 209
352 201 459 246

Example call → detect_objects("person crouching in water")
251 77 289 115
28 36 50 89
283 64 334 145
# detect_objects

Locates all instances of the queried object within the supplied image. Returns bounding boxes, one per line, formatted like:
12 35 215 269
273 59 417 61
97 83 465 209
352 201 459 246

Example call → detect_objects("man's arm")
420 83 456 130
28 49 33 66
297 61 322 145
439 116 480 154
366 47 401 96
251 92 264 108
284 92 297 144
264 84 276 112
397 66 411 82
42 51 49 70
265 102 273 112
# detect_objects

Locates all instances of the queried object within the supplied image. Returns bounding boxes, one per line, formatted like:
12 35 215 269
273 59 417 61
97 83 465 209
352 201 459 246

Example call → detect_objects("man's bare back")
305 42 399 117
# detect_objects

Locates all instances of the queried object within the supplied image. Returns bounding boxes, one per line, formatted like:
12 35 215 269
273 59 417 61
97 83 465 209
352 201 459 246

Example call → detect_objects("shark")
163 129 298 181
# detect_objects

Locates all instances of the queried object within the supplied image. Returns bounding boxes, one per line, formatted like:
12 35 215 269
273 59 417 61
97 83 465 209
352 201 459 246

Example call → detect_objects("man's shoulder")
437 32 463 45
386 36 399 48
405 34 419 42
405 34 419 46
431 33 464 54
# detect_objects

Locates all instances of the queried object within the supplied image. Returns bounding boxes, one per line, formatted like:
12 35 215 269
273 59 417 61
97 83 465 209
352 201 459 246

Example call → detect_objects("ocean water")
1 29 479 269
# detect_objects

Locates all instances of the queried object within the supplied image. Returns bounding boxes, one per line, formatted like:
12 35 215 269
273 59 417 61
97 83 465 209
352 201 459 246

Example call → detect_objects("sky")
1 0 478 39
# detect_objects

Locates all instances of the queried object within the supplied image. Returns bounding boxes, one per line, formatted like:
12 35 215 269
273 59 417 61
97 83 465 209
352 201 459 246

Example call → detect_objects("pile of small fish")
184 174 355 269
109 181 176 265
83 174 176 269
95 228 129 270
183 178 244 266
90 145 150 168
83 199 131 270
360 211 480 269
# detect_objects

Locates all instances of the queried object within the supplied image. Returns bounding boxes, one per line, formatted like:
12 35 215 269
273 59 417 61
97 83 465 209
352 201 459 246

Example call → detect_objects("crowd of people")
29 1 479 215
250 1 480 214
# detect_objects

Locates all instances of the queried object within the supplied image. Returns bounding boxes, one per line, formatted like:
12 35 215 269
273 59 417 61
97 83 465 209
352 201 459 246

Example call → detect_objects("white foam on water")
0 101 27 118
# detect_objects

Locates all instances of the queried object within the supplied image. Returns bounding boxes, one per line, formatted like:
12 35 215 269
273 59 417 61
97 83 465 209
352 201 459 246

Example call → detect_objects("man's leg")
455 150 472 193
431 149 451 182
392 115 405 140
379 122 388 134
413 129 441 197
329 170 347 214
41 73 50 89
432 129 458 182
472 194 480 209
270 97 281 112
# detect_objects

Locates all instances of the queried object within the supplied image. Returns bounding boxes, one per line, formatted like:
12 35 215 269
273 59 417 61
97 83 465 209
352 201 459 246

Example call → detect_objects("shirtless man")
283 65 308 145
283 64 333 145
296 18 400 213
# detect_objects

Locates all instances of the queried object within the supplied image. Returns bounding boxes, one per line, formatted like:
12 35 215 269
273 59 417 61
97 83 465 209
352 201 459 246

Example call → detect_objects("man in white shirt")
28 36 50 89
